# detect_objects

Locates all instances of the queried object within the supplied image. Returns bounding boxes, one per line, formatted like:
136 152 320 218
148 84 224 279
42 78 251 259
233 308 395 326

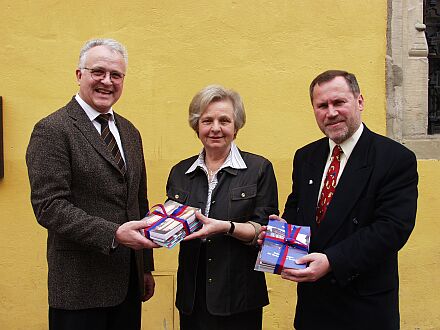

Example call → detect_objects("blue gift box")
255 220 310 274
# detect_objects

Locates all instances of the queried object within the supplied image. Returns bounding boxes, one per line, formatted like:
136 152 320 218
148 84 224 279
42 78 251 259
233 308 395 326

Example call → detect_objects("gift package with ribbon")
255 220 310 274
141 200 201 248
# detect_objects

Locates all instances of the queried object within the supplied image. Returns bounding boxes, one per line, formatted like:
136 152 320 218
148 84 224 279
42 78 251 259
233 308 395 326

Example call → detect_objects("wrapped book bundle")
255 220 310 274
140 200 201 248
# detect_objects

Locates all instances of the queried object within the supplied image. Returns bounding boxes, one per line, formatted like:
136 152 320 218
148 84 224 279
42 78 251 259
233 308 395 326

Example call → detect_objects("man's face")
76 45 126 113
311 76 364 144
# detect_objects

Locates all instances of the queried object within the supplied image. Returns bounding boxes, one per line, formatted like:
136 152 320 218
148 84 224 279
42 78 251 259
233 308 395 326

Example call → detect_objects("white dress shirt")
317 124 364 204
75 94 126 162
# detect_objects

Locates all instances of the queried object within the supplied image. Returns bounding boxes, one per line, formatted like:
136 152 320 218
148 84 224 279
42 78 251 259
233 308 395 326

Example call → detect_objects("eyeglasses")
82 67 125 84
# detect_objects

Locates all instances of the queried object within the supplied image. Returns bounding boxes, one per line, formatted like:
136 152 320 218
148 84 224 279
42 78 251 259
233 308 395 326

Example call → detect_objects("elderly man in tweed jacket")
26 38 157 330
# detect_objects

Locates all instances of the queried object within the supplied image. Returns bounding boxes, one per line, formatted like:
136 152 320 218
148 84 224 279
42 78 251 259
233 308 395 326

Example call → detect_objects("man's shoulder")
113 111 139 133
364 127 416 159
33 97 78 128
297 137 328 154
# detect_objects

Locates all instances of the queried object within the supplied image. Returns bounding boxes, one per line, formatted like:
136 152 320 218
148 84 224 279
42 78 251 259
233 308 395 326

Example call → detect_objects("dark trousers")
49 254 141 330
180 243 263 330
180 308 262 330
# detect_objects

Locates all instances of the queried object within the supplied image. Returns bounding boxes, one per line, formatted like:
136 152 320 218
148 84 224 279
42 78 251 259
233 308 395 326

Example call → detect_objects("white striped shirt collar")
185 142 247 174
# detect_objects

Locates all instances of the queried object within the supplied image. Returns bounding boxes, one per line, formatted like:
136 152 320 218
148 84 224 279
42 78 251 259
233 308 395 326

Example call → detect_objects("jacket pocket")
54 237 89 251
354 261 398 296
229 184 257 221
166 185 189 204
231 184 257 201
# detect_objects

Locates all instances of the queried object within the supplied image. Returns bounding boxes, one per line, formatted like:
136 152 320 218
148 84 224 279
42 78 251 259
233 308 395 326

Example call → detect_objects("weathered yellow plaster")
0 1 438 329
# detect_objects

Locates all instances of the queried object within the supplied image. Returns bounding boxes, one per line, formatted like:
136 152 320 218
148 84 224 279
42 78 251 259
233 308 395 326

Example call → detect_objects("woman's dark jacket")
166 150 279 316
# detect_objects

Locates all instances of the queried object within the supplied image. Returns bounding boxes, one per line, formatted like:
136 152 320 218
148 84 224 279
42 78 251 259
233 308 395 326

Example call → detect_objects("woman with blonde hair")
166 84 278 329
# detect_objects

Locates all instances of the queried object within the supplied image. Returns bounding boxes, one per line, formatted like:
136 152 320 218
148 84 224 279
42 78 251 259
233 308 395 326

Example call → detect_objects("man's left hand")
142 272 155 302
281 252 331 282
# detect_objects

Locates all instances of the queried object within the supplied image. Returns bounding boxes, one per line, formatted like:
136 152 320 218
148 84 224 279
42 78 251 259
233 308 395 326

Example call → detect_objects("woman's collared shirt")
185 142 246 216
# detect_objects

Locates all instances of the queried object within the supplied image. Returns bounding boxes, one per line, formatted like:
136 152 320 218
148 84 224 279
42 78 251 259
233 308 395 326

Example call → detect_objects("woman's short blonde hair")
188 84 246 134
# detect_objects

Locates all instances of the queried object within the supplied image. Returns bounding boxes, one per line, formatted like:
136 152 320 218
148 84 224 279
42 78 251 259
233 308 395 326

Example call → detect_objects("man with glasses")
26 38 157 330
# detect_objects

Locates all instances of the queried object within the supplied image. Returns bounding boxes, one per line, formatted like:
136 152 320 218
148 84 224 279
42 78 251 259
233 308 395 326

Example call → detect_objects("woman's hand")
184 212 229 240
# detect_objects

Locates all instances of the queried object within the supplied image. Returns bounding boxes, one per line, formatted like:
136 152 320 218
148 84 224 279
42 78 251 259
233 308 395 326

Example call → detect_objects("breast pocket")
166 186 189 204
229 184 257 221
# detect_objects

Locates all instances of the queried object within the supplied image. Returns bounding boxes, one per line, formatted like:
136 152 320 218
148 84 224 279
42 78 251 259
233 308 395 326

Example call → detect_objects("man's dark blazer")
283 125 418 330
26 97 154 309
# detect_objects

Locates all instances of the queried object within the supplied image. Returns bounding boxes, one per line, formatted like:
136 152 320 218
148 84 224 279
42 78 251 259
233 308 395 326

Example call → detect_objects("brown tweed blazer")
26 97 154 309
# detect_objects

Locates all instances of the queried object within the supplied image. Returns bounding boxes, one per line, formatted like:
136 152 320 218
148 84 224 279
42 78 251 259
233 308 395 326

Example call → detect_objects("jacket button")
211 200 215 204
208 278 212 283
118 178 124 183
208 258 212 262
330 278 336 285
241 192 246 197
207 239 211 243
174 194 179 199
352 217 358 224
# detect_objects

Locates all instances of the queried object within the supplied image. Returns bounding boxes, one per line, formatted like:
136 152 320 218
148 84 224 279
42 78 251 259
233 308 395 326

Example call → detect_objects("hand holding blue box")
255 220 311 274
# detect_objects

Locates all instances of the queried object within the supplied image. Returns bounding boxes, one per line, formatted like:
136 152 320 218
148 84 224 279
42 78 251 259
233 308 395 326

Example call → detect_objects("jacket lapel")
315 127 374 250
302 139 329 235
67 97 124 175
115 112 136 182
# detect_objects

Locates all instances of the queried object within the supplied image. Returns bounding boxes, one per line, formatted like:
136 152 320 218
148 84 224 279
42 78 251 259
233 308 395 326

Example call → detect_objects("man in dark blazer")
26 38 157 330
279 70 418 330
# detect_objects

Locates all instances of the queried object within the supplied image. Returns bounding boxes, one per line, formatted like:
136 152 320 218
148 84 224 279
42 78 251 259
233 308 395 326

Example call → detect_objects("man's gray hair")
78 38 128 68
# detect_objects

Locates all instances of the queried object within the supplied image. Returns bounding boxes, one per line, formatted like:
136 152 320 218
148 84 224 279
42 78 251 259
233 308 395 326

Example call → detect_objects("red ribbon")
143 203 191 239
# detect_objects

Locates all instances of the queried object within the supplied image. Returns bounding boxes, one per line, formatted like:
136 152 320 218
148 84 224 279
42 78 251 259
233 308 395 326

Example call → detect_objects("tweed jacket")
283 125 418 330
26 97 154 309
166 150 279 316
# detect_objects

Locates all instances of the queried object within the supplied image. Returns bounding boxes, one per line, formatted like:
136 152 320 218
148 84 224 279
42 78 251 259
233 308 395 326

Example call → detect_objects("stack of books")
255 220 310 274
141 200 201 248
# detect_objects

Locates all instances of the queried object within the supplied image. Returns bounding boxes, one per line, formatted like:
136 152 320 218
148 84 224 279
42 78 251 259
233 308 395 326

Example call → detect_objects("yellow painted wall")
0 1 438 329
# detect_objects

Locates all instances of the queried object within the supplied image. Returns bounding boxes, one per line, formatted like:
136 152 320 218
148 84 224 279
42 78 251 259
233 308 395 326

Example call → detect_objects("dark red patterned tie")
96 114 126 175
316 145 342 224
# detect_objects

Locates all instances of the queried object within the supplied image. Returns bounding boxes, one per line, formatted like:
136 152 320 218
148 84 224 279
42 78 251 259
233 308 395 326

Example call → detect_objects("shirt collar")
185 142 247 174
75 93 114 121
328 123 364 159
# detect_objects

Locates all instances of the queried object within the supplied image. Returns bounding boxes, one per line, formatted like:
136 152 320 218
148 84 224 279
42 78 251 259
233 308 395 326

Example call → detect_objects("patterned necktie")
96 114 126 175
316 145 343 224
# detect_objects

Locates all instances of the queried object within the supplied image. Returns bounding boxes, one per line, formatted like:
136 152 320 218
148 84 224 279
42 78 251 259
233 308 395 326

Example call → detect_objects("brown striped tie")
96 114 126 175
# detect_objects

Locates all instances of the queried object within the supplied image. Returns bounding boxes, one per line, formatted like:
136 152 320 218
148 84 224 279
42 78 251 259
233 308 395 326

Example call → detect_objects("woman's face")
198 100 236 154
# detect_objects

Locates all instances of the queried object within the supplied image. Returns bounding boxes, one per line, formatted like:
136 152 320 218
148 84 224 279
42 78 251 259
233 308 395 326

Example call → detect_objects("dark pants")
180 243 263 330
180 308 262 330
49 254 141 330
